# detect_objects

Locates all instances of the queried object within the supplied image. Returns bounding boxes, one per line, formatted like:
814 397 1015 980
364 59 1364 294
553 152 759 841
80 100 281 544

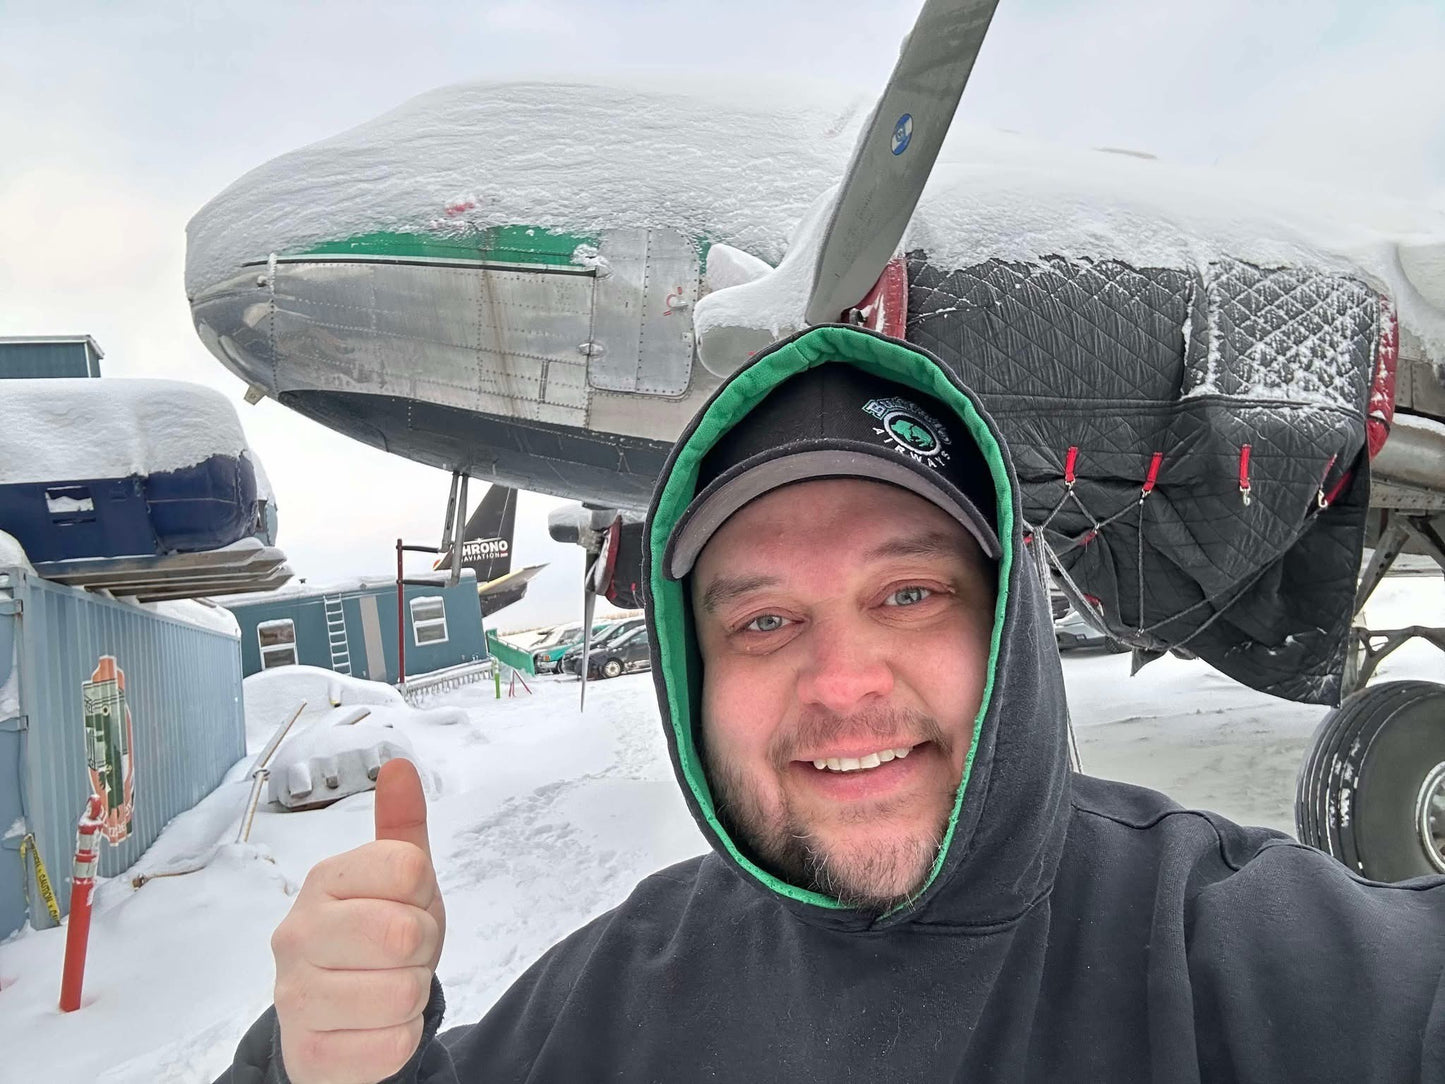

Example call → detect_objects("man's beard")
703 704 958 914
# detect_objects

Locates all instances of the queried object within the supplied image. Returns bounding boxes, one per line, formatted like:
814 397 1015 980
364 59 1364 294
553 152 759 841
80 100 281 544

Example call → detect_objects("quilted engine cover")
907 254 1380 705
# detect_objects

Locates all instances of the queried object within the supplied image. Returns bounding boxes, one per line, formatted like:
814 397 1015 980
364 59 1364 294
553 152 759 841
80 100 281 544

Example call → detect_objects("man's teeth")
811 747 913 772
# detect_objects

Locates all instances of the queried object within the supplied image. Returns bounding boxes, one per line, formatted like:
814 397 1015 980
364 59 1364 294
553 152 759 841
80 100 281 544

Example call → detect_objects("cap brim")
664 446 1002 580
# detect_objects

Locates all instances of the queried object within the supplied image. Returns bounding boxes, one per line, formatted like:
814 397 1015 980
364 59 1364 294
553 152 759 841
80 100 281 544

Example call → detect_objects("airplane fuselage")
191 226 718 509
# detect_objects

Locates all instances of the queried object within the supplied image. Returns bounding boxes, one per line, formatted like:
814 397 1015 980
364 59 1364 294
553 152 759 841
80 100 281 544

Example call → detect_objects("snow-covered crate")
0 565 244 939
0 378 262 564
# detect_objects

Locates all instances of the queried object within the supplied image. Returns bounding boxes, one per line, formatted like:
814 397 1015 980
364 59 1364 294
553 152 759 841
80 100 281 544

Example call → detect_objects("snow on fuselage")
185 78 1445 509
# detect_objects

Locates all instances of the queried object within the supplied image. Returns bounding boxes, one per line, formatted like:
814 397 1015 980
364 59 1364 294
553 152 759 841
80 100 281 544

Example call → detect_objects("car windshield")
577 621 637 649
590 623 629 646
535 625 580 649
609 626 644 647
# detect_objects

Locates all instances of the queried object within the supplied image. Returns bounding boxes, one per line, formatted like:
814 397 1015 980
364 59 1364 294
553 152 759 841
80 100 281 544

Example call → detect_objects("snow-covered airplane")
186 0 1445 880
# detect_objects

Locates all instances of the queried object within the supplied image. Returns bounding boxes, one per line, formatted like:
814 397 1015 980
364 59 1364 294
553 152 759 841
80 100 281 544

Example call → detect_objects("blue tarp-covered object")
0 378 267 564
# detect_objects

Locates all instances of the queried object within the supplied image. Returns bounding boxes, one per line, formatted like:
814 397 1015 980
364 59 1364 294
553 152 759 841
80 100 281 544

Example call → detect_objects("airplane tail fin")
436 484 516 581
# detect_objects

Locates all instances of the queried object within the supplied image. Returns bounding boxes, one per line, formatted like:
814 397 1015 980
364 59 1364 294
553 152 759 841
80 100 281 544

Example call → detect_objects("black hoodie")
221 326 1445 1083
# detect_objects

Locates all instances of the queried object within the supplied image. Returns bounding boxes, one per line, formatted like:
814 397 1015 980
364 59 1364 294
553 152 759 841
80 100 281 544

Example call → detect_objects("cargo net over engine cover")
908 254 1382 706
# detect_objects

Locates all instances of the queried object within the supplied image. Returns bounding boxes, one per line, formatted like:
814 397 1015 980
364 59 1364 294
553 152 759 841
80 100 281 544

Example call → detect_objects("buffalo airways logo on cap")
862 397 951 467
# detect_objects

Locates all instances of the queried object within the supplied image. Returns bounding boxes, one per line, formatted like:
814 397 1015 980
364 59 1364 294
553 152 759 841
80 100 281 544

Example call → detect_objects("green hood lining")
649 326 1015 911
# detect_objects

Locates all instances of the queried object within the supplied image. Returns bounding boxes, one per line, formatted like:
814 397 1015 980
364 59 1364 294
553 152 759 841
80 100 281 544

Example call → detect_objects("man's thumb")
374 757 431 858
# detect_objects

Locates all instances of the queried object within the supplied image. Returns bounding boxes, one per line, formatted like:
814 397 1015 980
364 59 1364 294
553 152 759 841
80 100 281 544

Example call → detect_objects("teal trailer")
223 571 487 683
0 336 103 379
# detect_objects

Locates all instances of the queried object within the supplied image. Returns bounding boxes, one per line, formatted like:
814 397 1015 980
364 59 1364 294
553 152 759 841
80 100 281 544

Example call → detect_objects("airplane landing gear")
1295 508 1445 881
1340 512 1445 698
1295 680 1445 881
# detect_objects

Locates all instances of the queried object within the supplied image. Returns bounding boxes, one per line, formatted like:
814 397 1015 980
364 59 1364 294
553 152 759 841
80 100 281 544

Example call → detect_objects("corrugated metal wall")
0 568 244 937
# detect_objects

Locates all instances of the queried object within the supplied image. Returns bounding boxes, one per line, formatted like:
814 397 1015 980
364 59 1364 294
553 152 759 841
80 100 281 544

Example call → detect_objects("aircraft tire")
1323 682 1413 874
1295 681 1445 881
1349 683 1445 881
1295 681 1423 860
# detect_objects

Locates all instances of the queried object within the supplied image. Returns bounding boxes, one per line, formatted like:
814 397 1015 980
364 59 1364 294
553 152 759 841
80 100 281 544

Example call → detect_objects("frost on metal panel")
1183 259 1377 410
588 229 699 397
269 259 591 427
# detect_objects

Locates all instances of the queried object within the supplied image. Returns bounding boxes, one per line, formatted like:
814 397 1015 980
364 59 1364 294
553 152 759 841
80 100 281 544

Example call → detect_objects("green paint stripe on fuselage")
300 227 717 269
301 226 599 267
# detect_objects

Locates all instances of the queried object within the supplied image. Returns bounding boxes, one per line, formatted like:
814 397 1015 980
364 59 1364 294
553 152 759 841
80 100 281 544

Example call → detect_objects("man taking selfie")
220 325 1445 1083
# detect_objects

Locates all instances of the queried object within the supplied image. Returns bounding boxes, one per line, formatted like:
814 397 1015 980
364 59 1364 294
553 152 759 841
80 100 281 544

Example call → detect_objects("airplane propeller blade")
579 572 597 713
579 517 622 712
803 0 1000 326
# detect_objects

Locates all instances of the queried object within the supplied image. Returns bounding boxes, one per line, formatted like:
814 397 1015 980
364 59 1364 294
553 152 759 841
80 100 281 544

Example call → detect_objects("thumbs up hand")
271 759 446 1084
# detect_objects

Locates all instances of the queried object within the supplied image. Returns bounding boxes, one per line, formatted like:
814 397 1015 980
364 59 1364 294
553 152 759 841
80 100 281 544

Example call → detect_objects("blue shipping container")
0 566 244 939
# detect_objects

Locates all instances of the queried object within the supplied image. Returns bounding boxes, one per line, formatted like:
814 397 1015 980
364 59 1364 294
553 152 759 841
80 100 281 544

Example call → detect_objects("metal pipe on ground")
59 795 105 1012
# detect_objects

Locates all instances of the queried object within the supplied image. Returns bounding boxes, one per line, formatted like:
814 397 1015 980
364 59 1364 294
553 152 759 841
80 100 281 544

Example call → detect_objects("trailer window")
258 619 298 669
410 596 448 645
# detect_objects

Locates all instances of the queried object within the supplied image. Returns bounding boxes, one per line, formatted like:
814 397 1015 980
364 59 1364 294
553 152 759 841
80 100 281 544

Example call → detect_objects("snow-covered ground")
2 574 1442 1082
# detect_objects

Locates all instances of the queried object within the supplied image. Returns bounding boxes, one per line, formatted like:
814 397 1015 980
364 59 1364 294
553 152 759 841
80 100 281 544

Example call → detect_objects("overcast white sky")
2 0 1443 629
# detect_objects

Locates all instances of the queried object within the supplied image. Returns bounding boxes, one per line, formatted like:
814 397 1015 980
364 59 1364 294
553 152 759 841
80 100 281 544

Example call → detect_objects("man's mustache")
769 705 953 768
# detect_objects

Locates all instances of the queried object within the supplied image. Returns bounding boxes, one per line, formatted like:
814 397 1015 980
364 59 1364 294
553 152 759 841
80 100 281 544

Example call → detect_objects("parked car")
531 623 583 673
585 625 652 679
1054 608 1129 653
537 624 615 676
560 617 646 675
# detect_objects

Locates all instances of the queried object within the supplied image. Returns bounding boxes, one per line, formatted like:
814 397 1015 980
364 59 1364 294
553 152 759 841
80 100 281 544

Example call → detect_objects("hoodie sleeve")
215 908 621 1084
1187 838 1445 1081
213 977 451 1084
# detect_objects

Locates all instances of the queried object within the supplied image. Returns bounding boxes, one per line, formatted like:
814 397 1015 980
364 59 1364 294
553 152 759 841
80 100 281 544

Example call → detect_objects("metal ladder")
323 596 351 675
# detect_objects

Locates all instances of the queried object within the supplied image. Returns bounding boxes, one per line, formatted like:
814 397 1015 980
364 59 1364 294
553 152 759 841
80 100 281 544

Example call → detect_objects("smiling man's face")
691 477 996 911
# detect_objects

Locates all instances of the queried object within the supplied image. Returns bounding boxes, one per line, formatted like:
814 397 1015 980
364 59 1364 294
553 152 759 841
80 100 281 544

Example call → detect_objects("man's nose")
795 618 895 715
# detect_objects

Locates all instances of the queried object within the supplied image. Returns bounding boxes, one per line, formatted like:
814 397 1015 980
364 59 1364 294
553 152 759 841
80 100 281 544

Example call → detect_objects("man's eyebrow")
699 574 781 614
863 529 969 562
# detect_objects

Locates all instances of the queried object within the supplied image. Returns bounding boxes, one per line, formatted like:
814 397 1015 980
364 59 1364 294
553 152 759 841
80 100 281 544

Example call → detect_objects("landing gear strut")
437 469 470 587
1339 514 1445 697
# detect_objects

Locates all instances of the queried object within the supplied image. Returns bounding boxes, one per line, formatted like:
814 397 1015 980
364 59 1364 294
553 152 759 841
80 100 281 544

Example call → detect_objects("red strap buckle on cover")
1141 452 1163 497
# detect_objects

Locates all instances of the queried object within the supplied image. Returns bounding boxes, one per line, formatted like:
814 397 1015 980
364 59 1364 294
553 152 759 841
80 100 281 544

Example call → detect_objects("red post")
396 538 406 685
59 795 105 1012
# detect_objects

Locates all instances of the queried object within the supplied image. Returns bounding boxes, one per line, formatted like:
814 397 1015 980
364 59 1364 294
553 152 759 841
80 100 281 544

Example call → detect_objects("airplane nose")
190 269 278 400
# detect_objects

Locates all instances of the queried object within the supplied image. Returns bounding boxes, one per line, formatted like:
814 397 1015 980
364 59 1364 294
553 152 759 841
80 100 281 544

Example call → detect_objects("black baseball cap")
663 362 1002 579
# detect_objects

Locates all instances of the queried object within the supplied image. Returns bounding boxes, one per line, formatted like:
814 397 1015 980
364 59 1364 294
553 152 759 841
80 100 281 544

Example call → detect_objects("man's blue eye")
887 586 931 607
746 614 787 632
